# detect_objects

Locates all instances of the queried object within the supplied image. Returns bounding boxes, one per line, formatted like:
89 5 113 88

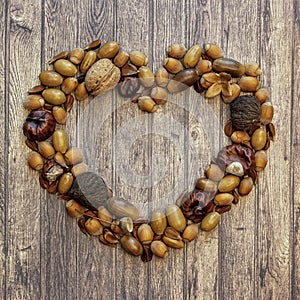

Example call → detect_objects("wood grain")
1 0 299 299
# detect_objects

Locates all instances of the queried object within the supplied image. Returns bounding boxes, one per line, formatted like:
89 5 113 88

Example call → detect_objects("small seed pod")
138 224 154 245
119 216 134 233
120 235 143 256
80 50 97 73
260 102 274 125
114 51 129 67
64 147 83 165
205 164 224 182
54 152 67 168
182 224 199 243
65 94 74 112
166 205 186 232
58 173 74 194
121 63 138 76
97 206 113 228
162 236 184 249
69 48 85 65
218 175 240 192
151 86 168 104
226 161 244 177
38 141 55 159
155 67 169 87
245 61 262 77
255 150 268 172
238 177 254 196
24 95 45 110
85 218 103 236
200 212 221 231
222 83 241 104
61 77 78 95
238 76 260 92
196 177 217 192
28 85 45 95
183 45 202 68
71 162 89 177
251 128 267 150
103 228 119 245
48 51 69 65
98 41 120 59
84 39 101 51
42 88 66 105
25 139 38 151
255 88 269 104
129 51 148 67
39 71 63 87
52 130 68 154
75 82 89 101
150 210 167 235
204 43 224 59
167 44 187 58
28 151 44 171
54 59 77 77
66 199 86 218
224 120 234 137
214 193 234 206
138 66 155 87
138 96 157 113
150 240 168 258
163 58 184 74
195 59 212 75
52 106 67 125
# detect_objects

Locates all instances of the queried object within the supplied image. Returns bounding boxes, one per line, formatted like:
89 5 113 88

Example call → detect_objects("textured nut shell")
85 59 121 95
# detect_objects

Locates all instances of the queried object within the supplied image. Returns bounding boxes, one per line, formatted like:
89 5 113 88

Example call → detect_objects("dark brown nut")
61 77 78 94
214 193 234 206
66 200 86 218
64 147 83 165
167 69 199 93
80 51 97 73
251 128 267 150
255 88 269 104
120 235 143 256
71 162 89 177
260 102 274 125
138 66 155 87
114 51 130 67
196 177 217 192
69 48 84 65
224 120 234 137
204 44 224 59
183 45 202 68
42 159 64 182
255 150 268 171
129 51 148 67
195 59 212 75
218 175 240 192
238 177 254 196
85 218 103 236
74 83 89 101
38 141 55 159
150 210 167 235
155 67 169 87
54 59 77 77
118 76 140 98
25 139 38 151
213 58 245 77
238 76 260 92
98 41 120 59
65 94 75 112
150 241 168 258
42 88 66 105
215 205 232 214
85 59 121 95
52 129 68 153
58 173 74 194
193 79 205 93
141 246 153 262
205 164 224 182
138 96 157 113
167 44 186 58
39 71 63 87
23 110 56 141
28 151 44 170
245 62 262 76
151 86 168 104
24 95 45 110
52 106 67 125
84 39 101 51
164 58 184 74
222 83 241 104
28 85 45 94
200 212 220 231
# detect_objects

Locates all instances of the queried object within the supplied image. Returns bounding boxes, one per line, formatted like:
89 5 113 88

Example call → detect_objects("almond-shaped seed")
183 45 202 68
61 77 78 94
164 58 184 74
54 152 67 168
224 120 234 137
48 51 68 65
196 177 217 192
213 58 245 77
129 51 148 67
80 50 97 73
52 129 68 153
255 150 268 171
28 85 45 94
231 131 251 144
84 39 101 51
138 96 157 113
28 151 44 170
138 66 155 87
52 106 67 125
97 206 113 227
114 51 129 67
69 48 84 65
182 224 199 243
255 88 269 104
42 88 66 105
24 95 45 110
25 139 38 151
214 193 234 206
65 94 74 112
39 71 63 87
85 218 103 236
251 128 267 150
218 175 240 192
150 241 168 258
162 236 184 249
167 68 199 93
150 210 167 235
201 212 221 231
267 123 276 141
138 224 154 245
205 164 224 181
120 235 143 256
245 61 262 76
222 83 241 104
71 162 89 177
204 43 224 59
64 147 83 165
66 199 86 217
155 67 169 87
151 86 168 104
38 141 55 159
75 82 89 101
166 205 186 232
195 59 212 75
167 44 187 59
205 82 222 98
239 76 260 92
54 59 77 77
238 177 254 196
200 77 213 89
164 227 181 240
58 173 74 194
98 41 120 59
260 102 274 125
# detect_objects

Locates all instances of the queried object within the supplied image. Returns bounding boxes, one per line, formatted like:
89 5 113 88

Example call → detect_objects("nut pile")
22 40 275 262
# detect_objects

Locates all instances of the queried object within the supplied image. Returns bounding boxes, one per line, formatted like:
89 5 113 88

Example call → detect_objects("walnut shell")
85 58 121 95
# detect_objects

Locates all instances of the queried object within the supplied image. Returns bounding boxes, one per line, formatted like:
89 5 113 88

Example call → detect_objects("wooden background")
0 0 299 299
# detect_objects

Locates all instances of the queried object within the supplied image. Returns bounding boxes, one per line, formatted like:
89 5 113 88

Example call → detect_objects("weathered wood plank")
5 1 43 299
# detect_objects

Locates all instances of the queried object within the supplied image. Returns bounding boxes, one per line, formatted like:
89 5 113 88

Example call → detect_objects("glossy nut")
245 61 262 77
75 83 89 101
138 96 157 113
162 236 184 249
167 68 199 93
166 205 186 232
58 173 74 194
129 51 148 67
195 59 212 75
155 67 169 87
167 44 187 58
231 131 251 144
80 50 97 73
39 71 63 87
226 162 244 177
114 51 129 67
42 88 66 105
137 224 154 245
218 175 240 192
97 206 113 227
61 77 78 94
255 88 269 104
69 48 84 64
200 212 221 231
52 106 67 125
213 58 245 77
214 193 234 206
138 66 155 87
52 130 68 153
65 199 86 218
120 235 143 256
204 43 224 59
28 151 44 171
151 86 168 104
107 197 139 220
119 216 134 233
164 227 181 240
85 218 103 236
255 150 268 171
205 164 224 182
150 210 167 235
222 83 241 104
260 102 274 125
251 128 267 150
150 241 168 258
71 162 89 177
163 58 184 74
182 224 199 243
183 45 202 68
24 95 45 110
238 76 260 92
54 59 77 77
38 141 55 159
98 41 120 59
64 147 83 165
238 177 254 196
196 177 217 192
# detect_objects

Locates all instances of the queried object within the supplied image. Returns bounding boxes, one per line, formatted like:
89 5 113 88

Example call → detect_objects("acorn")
42 88 66 105
52 130 68 154
23 95 45 110
255 88 269 104
52 106 67 125
183 45 202 68
54 59 77 77
120 235 143 256
151 86 168 104
107 197 139 220
213 58 245 77
103 229 119 245
260 102 274 125
245 61 262 76
28 151 44 171
61 77 78 95
129 51 148 66
162 236 184 249
38 141 55 159
195 59 212 75
222 83 241 104
150 241 168 258
39 71 63 87
69 48 84 64
85 218 103 236
238 177 254 195
65 199 86 218
167 44 187 58
238 76 260 92
114 51 129 67
251 128 267 150
204 43 224 59
196 177 217 192
150 210 167 235
200 212 221 231
80 50 97 73
205 164 224 181
58 173 74 195
231 131 251 144
163 57 184 74
64 147 83 165
138 96 157 113
182 224 199 243
97 206 113 227
224 120 234 137
167 68 198 93
98 41 120 59
214 193 234 206
54 152 67 168
137 224 154 245
138 66 155 87
164 227 182 240
155 67 169 87
218 175 240 192
166 205 186 232
74 83 89 101
255 150 268 171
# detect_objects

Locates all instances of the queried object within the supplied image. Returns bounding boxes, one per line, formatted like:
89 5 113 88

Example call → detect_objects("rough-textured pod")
80 50 97 73
120 235 143 256
54 59 77 77
196 177 217 192
205 164 224 182
69 48 84 65
238 177 254 196
150 210 167 235
239 76 260 92
167 68 198 93
166 205 187 232
183 45 202 68
163 58 184 74
137 224 154 245
42 88 66 105
52 130 68 153
167 44 186 58
52 106 67 125
28 151 44 171
38 141 55 159
39 71 63 87
255 150 268 172
107 197 139 220
61 77 78 94
260 102 274 125
98 41 120 59
182 224 199 242
155 67 169 87
64 147 83 165
201 212 221 231
213 58 245 77
97 206 113 227
58 173 74 194
162 236 184 249
85 218 103 236
204 44 224 59
218 175 240 192
150 241 168 258
138 66 155 87
251 128 267 150
65 200 86 218
214 193 234 206
114 51 129 67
